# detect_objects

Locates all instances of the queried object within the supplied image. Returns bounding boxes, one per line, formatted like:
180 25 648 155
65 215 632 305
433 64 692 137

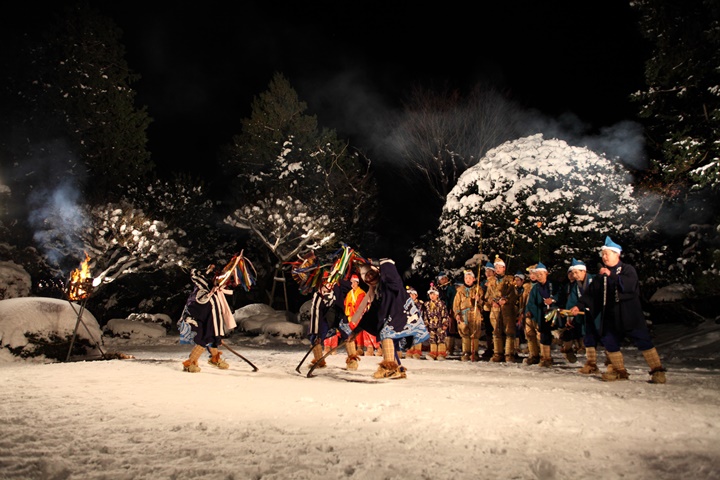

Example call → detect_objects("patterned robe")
179 268 236 348
421 298 450 345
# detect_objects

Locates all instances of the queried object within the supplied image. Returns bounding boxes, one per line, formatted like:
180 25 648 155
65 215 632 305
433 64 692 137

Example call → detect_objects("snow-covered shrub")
0 297 103 362
423 134 640 277
104 318 167 339
233 303 304 338
125 312 173 331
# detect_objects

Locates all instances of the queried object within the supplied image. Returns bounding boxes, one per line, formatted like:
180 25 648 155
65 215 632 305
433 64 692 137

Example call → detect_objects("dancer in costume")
355 258 430 379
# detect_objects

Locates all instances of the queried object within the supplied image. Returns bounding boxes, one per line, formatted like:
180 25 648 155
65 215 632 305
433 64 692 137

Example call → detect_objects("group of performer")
176 235 667 384
414 236 665 383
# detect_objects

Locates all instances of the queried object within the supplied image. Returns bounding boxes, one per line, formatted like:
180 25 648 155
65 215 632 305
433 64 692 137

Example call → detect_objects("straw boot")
539 344 553 367
491 337 504 362
437 343 447 360
346 340 360 371
373 339 406 379
183 345 204 373
578 346 599 374
208 347 229 369
642 348 667 384
460 337 471 361
505 336 517 363
602 351 629 381
525 331 540 365
309 343 326 369
428 343 438 360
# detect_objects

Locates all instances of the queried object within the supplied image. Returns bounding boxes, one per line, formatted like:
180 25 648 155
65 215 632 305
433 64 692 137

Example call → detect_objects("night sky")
91 1 648 172
2 1 648 171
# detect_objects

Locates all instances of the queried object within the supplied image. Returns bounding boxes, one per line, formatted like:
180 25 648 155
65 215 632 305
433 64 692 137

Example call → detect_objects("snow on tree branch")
81 200 187 284
224 195 335 264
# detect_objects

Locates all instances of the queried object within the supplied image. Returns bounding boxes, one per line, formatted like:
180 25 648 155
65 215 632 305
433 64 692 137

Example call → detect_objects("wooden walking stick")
473 221 483 319
295 339 321 373
536 221 544 263
307 331 360 378
220 341 259 371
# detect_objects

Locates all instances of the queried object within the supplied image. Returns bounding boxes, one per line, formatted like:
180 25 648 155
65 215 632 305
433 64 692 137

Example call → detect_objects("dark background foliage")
0 1 718 323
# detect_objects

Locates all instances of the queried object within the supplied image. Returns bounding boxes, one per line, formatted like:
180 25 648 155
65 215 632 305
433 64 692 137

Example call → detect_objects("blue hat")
534 262 548 272
568 258 586 272
514 271 525 280
437 271 448 278
484 262 495 270
601 236 622 253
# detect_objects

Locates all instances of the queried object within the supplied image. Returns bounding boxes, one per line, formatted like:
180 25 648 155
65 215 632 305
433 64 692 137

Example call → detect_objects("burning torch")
65 252 105 361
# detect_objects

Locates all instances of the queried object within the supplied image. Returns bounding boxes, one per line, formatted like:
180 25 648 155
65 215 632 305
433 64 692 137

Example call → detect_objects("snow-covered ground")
1 299 719 480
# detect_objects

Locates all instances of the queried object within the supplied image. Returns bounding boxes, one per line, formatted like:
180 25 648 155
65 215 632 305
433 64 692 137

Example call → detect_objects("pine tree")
220 72 378 255
3 3 153 202
631 0 720 293
631 0 720 193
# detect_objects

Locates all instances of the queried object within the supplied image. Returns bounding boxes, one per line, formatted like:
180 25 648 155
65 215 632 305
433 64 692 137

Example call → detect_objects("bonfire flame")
68 252 94 301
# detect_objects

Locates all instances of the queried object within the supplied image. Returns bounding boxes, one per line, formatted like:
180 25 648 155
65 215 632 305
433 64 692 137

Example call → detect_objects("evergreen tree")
631 0 720 193
220 72 378 252
631 0 720 294
1 2 153 203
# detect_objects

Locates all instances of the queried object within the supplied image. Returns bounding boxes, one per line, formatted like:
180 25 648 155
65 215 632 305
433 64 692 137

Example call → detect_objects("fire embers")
67 252 94 301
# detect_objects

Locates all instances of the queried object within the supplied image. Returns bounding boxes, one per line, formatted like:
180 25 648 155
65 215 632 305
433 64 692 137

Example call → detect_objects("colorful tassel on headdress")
216 252 257 292
234 255 257 292
288 251 331 295
327 243 368 287
289 243 368 295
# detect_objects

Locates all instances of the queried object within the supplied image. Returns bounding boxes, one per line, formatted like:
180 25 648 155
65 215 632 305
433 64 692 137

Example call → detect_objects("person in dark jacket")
569 236 666 383
524 262 558 367
355 258 430 379
436 272 458 356
179 264 237 373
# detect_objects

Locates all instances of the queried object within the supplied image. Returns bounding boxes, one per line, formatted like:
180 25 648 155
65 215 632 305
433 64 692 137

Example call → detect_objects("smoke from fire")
28 179 88 274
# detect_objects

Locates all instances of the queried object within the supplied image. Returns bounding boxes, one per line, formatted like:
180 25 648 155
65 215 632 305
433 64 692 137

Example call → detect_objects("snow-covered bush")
85 200 187 271
104 318 167 339
233 303 304 338
421 134 640 277
0 297 103 362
